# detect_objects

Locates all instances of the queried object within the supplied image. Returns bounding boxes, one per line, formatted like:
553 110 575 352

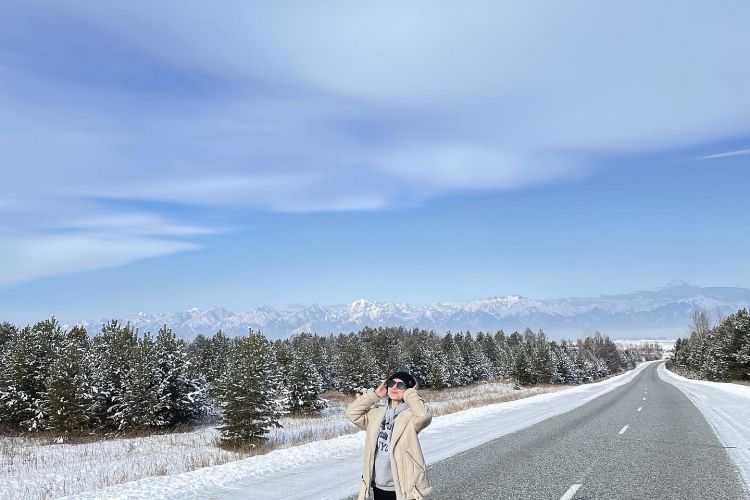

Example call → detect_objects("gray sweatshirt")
373 401 408 491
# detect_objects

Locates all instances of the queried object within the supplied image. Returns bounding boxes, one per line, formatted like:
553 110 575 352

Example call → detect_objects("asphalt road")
425 361 747 499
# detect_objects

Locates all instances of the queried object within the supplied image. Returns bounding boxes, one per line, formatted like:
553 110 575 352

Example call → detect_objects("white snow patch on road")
659 364 750 494
64 362 656 500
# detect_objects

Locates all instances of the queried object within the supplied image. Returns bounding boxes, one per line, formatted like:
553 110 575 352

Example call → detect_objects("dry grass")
423 384 565 417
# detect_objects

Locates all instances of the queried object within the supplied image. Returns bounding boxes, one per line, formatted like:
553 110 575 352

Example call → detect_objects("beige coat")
346 387 433 500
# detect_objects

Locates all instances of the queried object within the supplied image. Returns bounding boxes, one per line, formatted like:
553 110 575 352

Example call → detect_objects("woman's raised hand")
375 380 388 398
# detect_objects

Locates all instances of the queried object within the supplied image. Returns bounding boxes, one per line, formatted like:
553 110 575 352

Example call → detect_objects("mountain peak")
663 279 692 288
75 285 750 340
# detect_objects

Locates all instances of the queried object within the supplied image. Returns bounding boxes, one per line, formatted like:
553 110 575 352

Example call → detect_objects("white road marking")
560 483 582 500
637 407 642 412
643 397 646 400
619 425 629 435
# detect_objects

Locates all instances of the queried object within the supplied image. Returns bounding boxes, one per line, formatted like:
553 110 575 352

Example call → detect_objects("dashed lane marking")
619 425 629 435
560 483 582 500
637 407 642 412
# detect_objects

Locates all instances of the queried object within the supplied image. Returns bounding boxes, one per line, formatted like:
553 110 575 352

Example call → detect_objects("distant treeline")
668 308 750 381
0 319 661 446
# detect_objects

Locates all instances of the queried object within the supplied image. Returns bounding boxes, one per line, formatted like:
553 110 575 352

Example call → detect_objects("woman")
346 371 433 500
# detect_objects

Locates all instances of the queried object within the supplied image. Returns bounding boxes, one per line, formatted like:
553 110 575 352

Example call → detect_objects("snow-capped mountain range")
77 284 750 340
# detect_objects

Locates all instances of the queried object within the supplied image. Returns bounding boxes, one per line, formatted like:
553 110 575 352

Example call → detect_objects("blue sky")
1 1 749 325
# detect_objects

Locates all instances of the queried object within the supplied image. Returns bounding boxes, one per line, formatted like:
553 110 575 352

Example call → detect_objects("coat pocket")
404 451 429 497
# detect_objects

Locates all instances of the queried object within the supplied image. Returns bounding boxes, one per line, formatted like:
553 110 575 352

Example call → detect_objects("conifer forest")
0 319 667 446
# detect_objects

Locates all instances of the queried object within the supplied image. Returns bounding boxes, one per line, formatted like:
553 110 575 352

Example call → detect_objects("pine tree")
292 333 333 391
286 348 326 414
460 333 494 382
273 339 294 377
441 333 470 387
512 346 535 385
730 309 750 380
530 331 551 384
574 349 597 383
207 330 232 397
334 334 378 394
687 311 711 371
0 326 37 429
89 321 137 430
425 334 450 389
362 327 403 379
0 321 16 352
551 341 577 384
0 318 66 431
218 330 287 446
186 333 212 380
477 332 502 381
41 326 93 434
402 329 432 388
112 333 161 431
492 331 511 380
155 326 209 427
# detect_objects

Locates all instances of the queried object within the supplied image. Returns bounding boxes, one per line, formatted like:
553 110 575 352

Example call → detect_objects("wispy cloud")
1 1 749 285
698 148 750 160
0 231 200 287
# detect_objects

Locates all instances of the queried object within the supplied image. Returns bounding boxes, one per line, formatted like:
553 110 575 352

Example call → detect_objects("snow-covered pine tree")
218 330 287 446
477 332 501 381
620 347 638 370
155 325 209 427
701 325 729 380
574 348 596 383
551 341 577 384
687 311 711 371
402 329 432 388
0 326 37 429
41 326 94 434
286 347 326 414
333 333 378 394
546 343 564 385
593 357 609 379
729 309 750 380
207 330 232 396
362 327 403 380
0 321 15 351
493 331 511 380
460 333 494 382
291 333 333 391
20 318 66 431
441 333 470 387
112 332 161 431
425 333 449 389
89 320 137 430
511 345 535 386
273 339 294 375
186 333 212 380
530 330 551 384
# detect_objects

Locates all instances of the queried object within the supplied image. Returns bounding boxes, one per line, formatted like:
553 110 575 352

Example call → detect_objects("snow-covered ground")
659 364 750 492
614 338 677 357
1 381 558 500
59 362 658 499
